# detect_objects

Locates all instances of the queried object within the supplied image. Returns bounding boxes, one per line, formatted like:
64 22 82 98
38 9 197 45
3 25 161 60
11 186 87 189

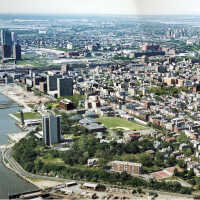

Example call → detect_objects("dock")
8 189 42 199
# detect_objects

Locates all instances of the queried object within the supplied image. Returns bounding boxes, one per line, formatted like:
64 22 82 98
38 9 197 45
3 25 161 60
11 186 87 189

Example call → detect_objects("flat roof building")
42 113 61 146
1 45 11 58
110 161 142 175
57 77 73 98
1 29 12 47
13 43 21 60
47 74 62 92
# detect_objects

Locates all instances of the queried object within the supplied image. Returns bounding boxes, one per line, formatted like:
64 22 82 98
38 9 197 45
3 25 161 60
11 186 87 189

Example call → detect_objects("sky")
0 0 200 15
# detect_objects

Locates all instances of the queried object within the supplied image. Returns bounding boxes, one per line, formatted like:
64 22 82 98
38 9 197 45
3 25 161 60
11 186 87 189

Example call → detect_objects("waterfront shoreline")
1 145 64 190
0 84 51 111
9 113 21 122
1 148 195 200
1 146 40 190
0 144 195 200
0 89 61 194
0 85 27 108
0 85 196 199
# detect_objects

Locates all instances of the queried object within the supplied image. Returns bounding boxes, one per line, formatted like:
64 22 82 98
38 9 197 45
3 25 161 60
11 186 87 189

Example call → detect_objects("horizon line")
0 13 200 16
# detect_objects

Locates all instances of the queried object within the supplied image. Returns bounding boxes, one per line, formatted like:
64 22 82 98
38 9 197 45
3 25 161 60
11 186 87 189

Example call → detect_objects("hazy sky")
0 0 200 15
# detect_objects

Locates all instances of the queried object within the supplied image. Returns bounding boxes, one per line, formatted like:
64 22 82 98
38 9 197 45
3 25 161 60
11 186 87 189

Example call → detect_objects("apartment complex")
110 161 142 175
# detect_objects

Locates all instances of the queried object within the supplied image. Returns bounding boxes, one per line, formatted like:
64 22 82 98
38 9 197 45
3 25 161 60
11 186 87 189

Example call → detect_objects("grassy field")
42 157 65 166
16 55 49 67
96 117 147 131
14 112 42 120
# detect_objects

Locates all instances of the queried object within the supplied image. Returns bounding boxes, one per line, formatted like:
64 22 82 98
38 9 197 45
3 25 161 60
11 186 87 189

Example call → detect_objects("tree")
35 159 43 172
174 168 178 176
79 151 89 164
177 160 186 169
183 148 193 157
177 133 189 143
125 142 140 154
139 153 153 167
154 152 165 167
24 162 34 172
161 141 169 148
188 169 195 178
167 156 177 166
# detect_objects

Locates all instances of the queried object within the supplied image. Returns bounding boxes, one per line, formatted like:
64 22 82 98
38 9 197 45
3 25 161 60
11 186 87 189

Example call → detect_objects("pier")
8 189 42 199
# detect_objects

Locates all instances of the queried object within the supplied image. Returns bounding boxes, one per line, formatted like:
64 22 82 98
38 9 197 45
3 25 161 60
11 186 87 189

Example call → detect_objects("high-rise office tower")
13 43 21 60
1 45 11 58
47 74 62 92
0 30 3 46
1 30 12 58
42 113 61 146
57 77 73 98
1 29 12 47
11 32 17 45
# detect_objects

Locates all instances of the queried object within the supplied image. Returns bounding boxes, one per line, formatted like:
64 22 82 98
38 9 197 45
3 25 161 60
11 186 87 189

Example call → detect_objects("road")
4 148 67 182
2 148 195 199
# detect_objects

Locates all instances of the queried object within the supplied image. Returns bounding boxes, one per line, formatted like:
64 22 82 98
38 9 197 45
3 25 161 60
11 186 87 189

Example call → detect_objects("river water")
0 92 37 199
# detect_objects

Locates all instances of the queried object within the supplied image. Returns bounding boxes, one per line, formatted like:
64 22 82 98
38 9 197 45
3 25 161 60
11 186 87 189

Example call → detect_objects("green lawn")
14 112 41 120
41 157 100 172
42 157 65 166
96 117 147 130
16 55 49 67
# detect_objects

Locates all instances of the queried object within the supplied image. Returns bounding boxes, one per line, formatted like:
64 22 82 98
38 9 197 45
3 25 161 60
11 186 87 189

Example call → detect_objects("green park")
96 117 147 131
14 112 42 120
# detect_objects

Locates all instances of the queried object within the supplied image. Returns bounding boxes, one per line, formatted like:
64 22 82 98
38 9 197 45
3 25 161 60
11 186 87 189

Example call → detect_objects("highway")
4 148 67 182
2 148 195 199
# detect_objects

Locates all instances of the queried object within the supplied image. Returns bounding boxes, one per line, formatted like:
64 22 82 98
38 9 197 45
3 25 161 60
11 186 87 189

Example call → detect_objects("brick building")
110 161 142 175
59 99 74 110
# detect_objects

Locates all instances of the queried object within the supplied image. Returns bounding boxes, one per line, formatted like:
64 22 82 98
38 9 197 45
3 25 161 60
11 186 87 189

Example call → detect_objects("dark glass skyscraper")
1 29 12 58
13 43 21 60
1 45 11 58
42 114 61 146
1 29 12 47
